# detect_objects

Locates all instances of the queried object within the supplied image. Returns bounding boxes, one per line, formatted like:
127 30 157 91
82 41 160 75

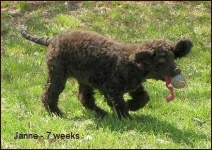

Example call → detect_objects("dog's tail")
18 23 53 47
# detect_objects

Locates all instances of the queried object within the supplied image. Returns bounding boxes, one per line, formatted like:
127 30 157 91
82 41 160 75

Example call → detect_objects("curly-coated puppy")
19 26 193 119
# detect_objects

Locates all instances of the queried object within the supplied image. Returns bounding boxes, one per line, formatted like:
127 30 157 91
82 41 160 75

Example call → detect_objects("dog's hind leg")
127 85 150 111
41 59 67 117
78 83 107 118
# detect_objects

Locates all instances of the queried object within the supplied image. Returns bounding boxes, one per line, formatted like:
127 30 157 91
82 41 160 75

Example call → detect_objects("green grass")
1 1 211 149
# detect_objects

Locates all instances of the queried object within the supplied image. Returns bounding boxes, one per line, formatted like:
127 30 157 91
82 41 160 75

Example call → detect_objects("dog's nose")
174 67 181 74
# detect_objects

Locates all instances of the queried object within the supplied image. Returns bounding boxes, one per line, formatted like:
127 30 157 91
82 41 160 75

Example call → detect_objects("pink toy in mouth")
165 74 186 103
165 76 175 102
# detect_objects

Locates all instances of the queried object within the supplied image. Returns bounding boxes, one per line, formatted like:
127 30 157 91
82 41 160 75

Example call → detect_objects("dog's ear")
129 50 153 62
173 39 193 59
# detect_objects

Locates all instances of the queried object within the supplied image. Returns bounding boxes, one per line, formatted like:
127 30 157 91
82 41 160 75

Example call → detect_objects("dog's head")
129 39 193 82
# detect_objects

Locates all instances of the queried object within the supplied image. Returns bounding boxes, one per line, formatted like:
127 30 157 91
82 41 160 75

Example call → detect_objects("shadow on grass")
70 113 208 147
98 114 208 147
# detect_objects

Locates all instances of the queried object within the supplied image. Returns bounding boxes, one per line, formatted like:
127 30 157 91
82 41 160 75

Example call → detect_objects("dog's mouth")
165 74 186 102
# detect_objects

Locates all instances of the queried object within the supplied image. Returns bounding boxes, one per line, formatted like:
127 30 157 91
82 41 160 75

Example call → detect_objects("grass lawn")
1 1 211 149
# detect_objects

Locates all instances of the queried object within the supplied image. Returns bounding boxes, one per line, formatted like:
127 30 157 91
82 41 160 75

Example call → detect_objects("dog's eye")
159 58 166 63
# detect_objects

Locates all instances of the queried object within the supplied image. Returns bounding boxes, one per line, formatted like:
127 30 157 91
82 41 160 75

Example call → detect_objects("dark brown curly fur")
19 27 193 119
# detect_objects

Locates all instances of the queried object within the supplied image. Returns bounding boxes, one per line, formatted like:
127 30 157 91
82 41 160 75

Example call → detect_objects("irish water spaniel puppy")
19 26 193 119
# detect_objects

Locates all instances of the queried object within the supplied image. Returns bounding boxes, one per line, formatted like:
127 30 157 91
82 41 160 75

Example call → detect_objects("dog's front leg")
103 91 130 119
127 85 150 111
